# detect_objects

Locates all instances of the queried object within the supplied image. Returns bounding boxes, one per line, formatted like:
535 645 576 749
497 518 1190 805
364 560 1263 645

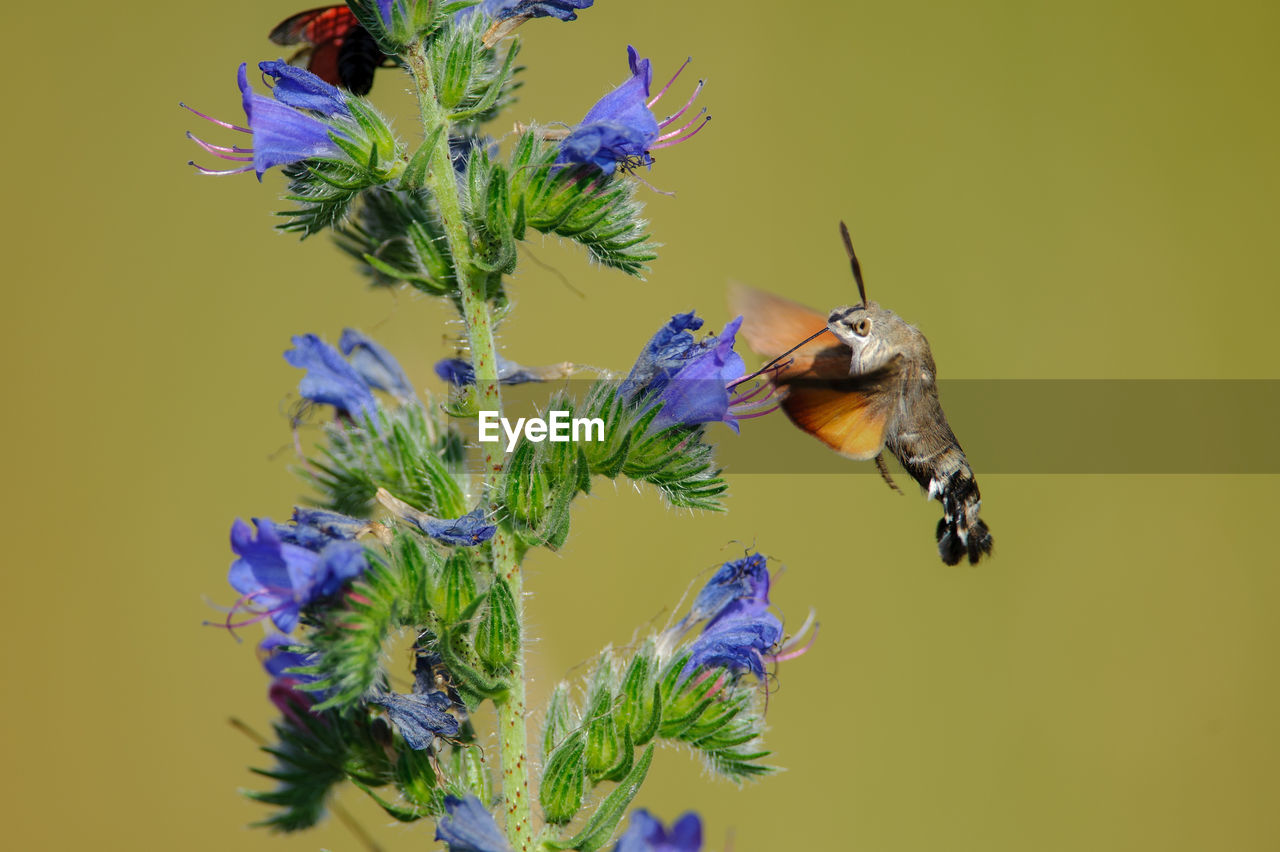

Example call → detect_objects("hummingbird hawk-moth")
729 223 993 565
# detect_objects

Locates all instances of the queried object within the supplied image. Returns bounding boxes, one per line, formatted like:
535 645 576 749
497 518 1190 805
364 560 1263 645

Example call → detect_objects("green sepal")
475 576 520 670
654 655 776 781
276 99 403 237
305 548 399 710
435 19 479 110
334 188 458 294
438 622 511 704
395 729 445 810
596 725 635 784
543 744 654 852
508 133 658 276
583 657 620 782
435 549 478 624
542 681 576 761
449 38 521 122
351 778 430 823
390 529 443 625
301 404 467 520
539 730 587 825
448 740 493 802
615 641 660 746
400 124 444 191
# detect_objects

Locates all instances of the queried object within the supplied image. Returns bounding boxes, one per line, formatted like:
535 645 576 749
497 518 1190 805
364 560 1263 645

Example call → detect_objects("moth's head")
827 302 915 373
827 222 924 373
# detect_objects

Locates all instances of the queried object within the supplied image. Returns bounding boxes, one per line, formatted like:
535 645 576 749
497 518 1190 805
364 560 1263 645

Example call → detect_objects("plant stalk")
406 40 533 852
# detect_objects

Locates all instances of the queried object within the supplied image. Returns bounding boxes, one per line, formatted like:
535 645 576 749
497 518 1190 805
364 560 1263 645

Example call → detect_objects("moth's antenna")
839 221 867 308
727 326 832 389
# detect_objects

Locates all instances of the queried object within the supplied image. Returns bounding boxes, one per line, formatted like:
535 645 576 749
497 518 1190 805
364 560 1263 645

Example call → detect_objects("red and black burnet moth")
269 5 394 95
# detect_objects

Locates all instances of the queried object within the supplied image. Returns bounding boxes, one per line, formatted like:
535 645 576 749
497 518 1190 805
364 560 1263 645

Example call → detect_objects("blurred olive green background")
3 0 1278 849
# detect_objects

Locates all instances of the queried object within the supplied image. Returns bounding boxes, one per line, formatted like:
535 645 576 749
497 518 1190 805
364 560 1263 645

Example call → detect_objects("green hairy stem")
406 40 534 851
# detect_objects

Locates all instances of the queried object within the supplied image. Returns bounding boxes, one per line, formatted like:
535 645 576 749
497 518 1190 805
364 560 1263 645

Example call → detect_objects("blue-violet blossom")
557 46 709 172
185 62 350 179
227 519 367 632
435 795 513 852
621 312 777 432
458 0 594 23
675 554 816 681
376 488 498 546
340 328 417 401
614 810 702 852
368 691 460 751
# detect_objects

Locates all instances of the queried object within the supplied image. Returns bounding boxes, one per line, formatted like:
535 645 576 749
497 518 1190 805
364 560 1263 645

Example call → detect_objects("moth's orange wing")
728 283 853 380
730 282 897 459
781 381 892 460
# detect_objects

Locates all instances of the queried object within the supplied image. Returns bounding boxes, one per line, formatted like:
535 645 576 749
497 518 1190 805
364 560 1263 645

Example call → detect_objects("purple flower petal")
615 810 703 852
285 333 379 419
436 795 513 852
340 328 416 401
258 60 351 116
237 64 343 179
370 691 460 750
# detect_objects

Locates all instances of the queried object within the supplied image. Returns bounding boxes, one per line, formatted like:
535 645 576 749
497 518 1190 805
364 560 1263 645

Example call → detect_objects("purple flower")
649 317 747 432
369 691 460 750
458 0 594 23
683 554 770 625
434 356 571 387
418 508 498 546
673 554 815 681
258 59 350 116
259 634 319 683
614 810 702 852
255 507 369 551
435 795 513 852
683 608 783 680
620 312 774 432
340 328 416 401
557 46 709 173
227 519 367 632
376 489 498 547
185 63 349 180
285 333 379 419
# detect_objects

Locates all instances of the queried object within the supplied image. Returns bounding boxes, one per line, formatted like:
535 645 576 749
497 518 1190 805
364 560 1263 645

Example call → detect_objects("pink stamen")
189 161 255 176
180 102 250 134
728 379 774 406
650 116 711 150
187 131 253 157
648 56 692 108
771 626 819 663
656 107 707 142
733 404 780 420
187 138 252 162
657 79 705 128
770 610 819 663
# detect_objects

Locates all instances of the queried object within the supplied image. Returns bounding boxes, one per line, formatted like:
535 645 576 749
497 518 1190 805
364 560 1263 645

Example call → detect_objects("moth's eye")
853 317 872 337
